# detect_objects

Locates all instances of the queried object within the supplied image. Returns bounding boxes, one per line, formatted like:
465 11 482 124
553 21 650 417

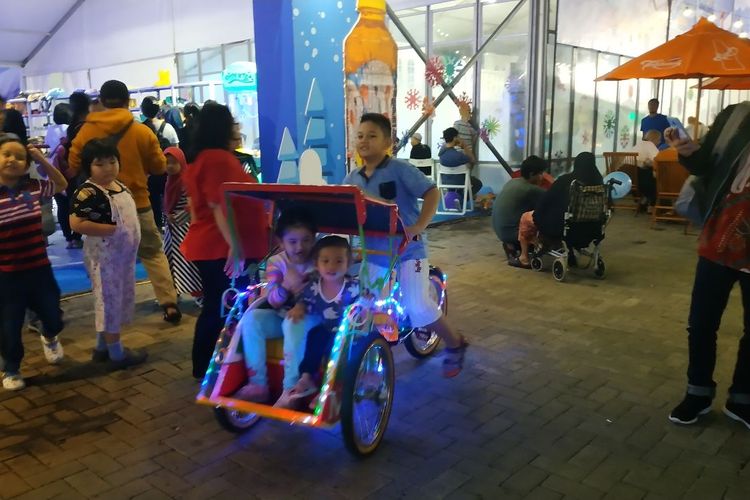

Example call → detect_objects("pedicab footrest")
196 395 336 429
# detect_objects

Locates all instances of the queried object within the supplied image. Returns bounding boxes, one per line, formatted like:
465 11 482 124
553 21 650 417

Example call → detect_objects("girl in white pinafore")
70 138 147 368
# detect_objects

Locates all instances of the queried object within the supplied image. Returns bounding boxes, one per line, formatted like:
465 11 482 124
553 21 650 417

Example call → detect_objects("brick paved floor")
2 214 749 499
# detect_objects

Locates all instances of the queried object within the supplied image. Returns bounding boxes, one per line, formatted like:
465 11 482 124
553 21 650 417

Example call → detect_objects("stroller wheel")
594 257 605 278
530 256 544 272
552 259 567 282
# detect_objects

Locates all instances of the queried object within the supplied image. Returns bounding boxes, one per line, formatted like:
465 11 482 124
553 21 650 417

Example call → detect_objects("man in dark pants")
665 101 750 429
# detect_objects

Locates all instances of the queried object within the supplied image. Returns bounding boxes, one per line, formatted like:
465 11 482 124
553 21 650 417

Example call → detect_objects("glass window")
430 5 476 155
224 41 250 65
200 47 223 74
482 0 526 40
178 51 199 78
570 48 596 156
391 11 427 159
549 45 572 173
594 53 618 155
477 0 529 164
616 71 638 151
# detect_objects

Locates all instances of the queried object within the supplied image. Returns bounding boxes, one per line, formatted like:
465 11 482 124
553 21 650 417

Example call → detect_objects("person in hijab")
163 147 203 305
534 152 603 239
516 152 603 267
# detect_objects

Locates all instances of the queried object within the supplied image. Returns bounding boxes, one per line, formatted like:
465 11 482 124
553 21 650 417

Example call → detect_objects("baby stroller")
530 179 616 282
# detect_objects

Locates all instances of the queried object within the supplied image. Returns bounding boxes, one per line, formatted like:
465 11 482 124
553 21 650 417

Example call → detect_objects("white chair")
436 164 473 216
409 159 436 180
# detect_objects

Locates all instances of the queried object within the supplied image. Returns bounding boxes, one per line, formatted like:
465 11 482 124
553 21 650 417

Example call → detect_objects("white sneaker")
2 374 26 391
41 335 64 364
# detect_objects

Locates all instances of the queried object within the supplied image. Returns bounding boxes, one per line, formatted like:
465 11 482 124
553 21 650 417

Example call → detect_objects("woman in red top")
181 103 255 379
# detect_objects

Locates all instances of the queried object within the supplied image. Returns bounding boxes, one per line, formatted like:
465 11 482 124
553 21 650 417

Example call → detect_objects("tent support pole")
694 78 702 141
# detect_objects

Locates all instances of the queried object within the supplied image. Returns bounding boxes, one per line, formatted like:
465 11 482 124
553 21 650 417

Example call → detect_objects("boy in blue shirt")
343 113 468 377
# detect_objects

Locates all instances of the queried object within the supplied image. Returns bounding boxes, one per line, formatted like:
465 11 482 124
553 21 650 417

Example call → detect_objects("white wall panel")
24 0 253 79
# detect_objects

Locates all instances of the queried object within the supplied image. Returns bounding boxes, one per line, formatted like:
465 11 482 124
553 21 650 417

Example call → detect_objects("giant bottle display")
343 0 398 165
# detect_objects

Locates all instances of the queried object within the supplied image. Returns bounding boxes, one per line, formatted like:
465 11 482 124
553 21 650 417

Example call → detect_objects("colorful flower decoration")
442 54 462 85
480 116 500 139
619 125 632 148
602 110 616 138
425 56 445 87
479 128 490 142
398 130 410 150
404 89 421 110
456 91 473 109
421 96 436 118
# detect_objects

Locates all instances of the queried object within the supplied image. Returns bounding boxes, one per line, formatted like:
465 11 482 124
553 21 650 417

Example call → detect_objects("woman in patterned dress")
163 147 203 305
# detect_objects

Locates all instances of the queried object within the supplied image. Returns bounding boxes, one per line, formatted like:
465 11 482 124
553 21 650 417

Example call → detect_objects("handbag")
675 102 750 224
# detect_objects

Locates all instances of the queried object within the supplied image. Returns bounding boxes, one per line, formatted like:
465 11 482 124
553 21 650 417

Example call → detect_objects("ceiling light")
455 50 460 54
740 32 748 38
707 14 717 22
683 7 694 17
734 19 744 28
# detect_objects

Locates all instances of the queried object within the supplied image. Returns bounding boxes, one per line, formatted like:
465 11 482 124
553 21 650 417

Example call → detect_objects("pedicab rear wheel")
214 407 260 433
404 269 445 359
341 333 395 457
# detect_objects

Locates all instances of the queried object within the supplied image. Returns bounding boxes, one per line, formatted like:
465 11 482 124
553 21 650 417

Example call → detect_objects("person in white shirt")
630 129 661 210
45 103 71 157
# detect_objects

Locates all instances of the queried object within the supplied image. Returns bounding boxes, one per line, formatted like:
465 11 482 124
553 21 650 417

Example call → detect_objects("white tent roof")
0 0 82 67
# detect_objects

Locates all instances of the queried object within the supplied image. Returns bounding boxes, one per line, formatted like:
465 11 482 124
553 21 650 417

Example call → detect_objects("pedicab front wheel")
214 407 260 433
404 269 445 359
341 333 395 457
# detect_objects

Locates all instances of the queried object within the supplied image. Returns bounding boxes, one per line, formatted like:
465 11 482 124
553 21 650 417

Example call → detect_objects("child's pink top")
264 252 314 308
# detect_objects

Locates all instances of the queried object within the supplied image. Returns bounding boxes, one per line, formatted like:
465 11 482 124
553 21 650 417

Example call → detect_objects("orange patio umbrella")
700 76 750 90
597 17 750 138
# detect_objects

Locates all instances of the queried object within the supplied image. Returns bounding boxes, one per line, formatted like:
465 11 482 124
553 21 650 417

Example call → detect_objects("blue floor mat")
47 231 148 296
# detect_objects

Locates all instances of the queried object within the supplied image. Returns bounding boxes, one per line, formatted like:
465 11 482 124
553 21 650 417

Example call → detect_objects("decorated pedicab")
196 183 447 456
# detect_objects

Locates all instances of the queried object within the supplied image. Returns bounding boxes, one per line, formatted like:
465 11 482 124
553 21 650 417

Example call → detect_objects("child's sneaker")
2 373 26 391
724 401 750 430
40 335 64 364
668 394 712 425
443 337 468 378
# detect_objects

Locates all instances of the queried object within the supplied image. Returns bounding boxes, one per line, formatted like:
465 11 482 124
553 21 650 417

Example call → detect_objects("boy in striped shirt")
0 135 68 390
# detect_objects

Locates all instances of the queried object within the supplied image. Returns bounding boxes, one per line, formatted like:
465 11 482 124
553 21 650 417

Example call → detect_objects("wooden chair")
651 158 690 232
603 152 640 212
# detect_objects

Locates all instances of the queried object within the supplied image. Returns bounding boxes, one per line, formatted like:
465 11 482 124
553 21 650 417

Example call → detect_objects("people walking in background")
163 147 203 306
141 96 177 229
68 80 181 324
181 102 255 379
0 136 67 391
180 102 200 162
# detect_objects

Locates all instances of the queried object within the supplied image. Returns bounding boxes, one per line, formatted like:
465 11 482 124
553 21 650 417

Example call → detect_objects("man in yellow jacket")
69 80 181 324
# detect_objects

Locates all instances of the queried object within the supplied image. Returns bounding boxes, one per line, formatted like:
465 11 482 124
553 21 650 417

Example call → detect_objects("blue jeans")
239 308 319 390
686 257 750 402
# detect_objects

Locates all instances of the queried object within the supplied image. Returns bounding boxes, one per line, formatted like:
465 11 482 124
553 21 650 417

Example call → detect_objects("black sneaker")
723 401 750 430
109 348 148 370
668 394 712 425
91 349 109 362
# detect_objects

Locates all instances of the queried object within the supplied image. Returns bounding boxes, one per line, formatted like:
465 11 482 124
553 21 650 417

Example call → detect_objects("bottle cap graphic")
357 0 386 11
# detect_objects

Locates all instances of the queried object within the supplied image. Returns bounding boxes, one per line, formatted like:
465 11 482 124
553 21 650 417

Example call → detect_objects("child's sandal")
442 337 469 378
